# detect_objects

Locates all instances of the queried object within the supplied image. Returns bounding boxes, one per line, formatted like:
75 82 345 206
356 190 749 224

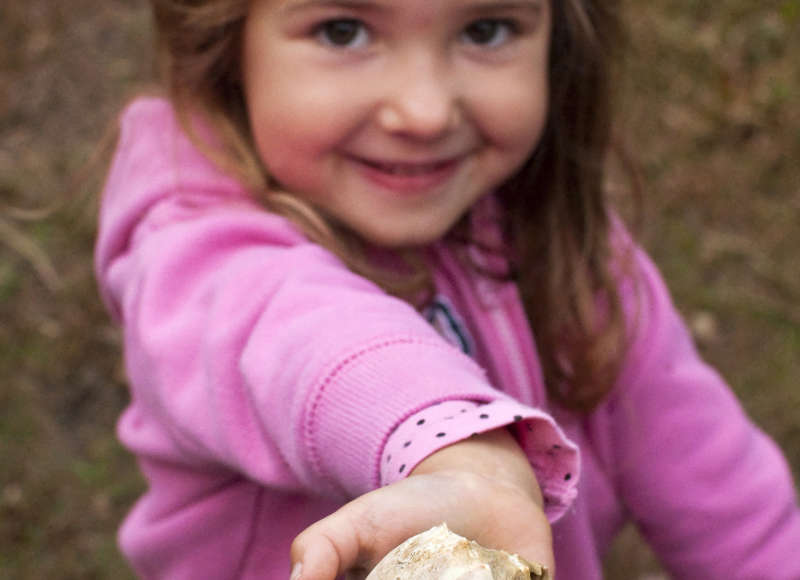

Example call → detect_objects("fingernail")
290 562 303 580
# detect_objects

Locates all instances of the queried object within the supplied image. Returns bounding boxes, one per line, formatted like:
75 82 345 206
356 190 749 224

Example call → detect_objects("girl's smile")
346 153 467 195
243 0 551 247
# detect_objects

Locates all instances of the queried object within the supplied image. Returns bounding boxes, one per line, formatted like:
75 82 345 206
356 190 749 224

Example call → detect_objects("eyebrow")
467 0 543 11
280 0 390 15
280 0 542 15
462 0 544 18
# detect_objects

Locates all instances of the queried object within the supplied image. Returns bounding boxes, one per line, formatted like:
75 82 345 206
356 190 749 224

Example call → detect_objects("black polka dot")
416 419 426 426
460 408 467 413
403 441 412 448
513 415 523 422
399 464 406 473
564 473 572 481
479 413 489 419
387 454 392 463
436 432 446 438
552 444 562 450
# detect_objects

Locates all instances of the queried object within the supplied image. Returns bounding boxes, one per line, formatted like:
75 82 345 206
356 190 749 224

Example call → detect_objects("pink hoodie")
96 98 800 579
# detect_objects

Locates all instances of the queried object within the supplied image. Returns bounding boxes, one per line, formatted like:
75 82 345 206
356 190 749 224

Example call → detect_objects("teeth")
385 165 431 176
368 160 443 175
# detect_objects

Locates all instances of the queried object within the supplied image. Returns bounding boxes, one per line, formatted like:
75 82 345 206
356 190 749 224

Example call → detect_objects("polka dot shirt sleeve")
379 399 579 522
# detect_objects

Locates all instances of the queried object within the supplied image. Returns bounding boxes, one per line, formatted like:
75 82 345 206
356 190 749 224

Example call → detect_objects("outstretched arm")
290 428 554 579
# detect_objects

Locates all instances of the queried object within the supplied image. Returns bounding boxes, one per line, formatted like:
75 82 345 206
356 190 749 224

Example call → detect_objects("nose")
377 53 460 139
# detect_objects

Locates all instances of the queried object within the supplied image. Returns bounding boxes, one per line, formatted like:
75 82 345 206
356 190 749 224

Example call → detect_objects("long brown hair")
501 0 630 411
145 0 632 412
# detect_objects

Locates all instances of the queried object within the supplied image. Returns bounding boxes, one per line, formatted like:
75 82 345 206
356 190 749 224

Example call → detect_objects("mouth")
358 158 457 176
349 155 465 194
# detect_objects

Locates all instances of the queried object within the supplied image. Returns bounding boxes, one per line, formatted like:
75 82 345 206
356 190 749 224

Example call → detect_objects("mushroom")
365 523 550 580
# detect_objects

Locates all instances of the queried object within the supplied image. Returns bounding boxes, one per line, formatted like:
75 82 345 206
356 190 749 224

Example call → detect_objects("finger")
290 502 365 580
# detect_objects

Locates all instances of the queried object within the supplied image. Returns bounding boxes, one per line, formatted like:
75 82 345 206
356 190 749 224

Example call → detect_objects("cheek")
247 99 332 188
249 86 360 164
467 67 549 160
498 81 548 153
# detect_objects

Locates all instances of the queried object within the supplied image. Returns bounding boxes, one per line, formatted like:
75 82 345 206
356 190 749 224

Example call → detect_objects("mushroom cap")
365 524 550 580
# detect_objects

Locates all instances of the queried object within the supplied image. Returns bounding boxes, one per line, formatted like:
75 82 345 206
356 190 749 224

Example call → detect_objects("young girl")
95 0 800 578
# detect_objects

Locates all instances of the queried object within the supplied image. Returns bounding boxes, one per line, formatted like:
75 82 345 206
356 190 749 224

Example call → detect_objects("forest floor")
1 1 798 577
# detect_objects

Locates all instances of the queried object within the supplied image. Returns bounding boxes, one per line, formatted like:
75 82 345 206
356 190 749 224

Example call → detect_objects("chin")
360 224 450 250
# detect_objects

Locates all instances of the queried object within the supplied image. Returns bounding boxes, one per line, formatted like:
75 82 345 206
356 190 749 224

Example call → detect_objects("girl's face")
243 0 551 248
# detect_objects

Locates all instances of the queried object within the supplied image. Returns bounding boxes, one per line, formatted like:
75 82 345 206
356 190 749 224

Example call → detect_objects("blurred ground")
1 1 798 578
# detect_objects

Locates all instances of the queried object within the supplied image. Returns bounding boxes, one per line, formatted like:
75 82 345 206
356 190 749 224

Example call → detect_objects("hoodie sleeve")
593 240 800 578
95 98 570 501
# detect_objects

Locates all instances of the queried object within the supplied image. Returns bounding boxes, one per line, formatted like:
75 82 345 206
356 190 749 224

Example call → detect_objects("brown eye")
462 19 514 47
317 19 368 47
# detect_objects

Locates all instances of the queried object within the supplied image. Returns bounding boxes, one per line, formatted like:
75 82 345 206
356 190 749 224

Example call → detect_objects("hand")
290 428 554 579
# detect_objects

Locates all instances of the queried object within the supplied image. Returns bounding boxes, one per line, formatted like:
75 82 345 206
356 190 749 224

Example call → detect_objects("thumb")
289 504 366 580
